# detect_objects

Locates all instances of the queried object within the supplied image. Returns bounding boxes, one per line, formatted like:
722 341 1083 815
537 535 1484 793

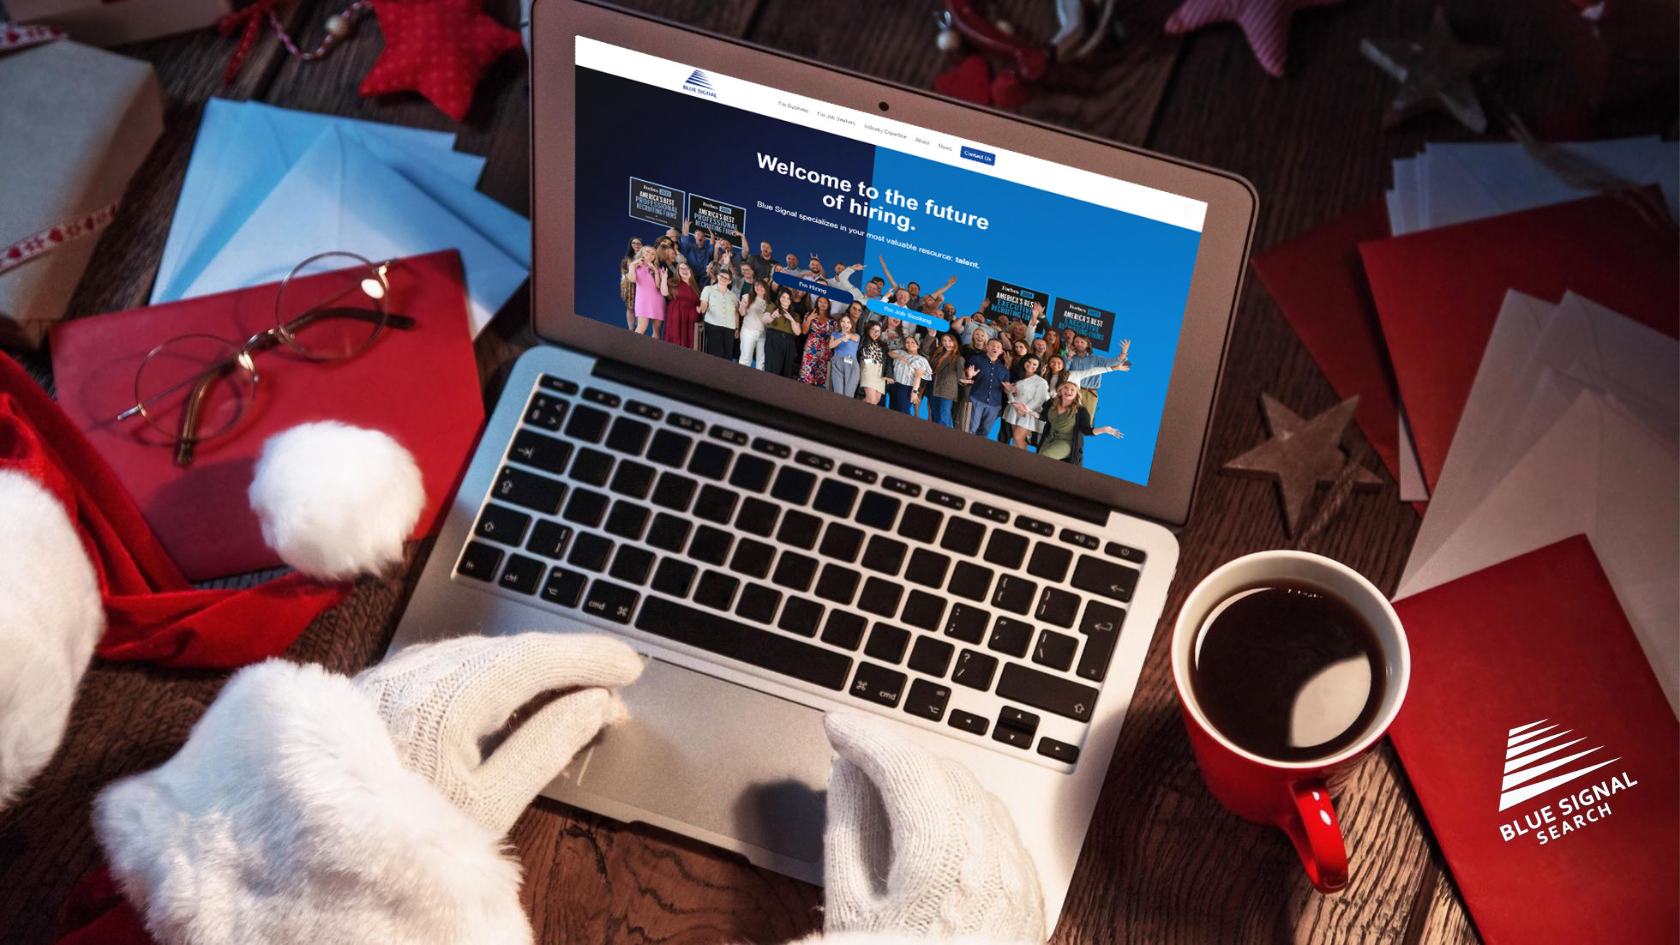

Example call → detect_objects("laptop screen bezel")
529 0 1256 528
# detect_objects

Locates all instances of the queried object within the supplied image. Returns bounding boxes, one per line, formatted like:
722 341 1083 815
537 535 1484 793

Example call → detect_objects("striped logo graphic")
684 70 714 91
1498 719 1621 812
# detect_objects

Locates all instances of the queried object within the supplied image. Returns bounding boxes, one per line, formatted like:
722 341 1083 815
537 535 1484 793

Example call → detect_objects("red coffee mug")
1169 551 1410 893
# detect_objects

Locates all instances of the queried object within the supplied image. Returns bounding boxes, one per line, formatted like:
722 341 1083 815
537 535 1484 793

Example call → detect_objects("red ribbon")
0 200 119 278
0 21 64 52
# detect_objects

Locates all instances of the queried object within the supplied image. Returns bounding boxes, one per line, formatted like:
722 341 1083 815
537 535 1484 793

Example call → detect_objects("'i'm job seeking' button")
866 299 950 332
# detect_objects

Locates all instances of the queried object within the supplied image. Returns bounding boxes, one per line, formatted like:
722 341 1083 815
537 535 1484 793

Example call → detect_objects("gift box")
5 0 230 47
0 39 161 349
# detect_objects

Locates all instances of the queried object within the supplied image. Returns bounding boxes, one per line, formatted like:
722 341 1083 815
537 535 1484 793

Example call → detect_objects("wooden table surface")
2 1 1667 943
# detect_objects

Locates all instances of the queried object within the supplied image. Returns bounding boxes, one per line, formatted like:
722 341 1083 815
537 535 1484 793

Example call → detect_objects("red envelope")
1361 192 1679 492
1389 536 1678 945
1250 199 1403 480
50 250 484 581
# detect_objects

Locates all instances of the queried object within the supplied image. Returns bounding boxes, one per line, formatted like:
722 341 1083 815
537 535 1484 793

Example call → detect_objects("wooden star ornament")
1223 394 1381 535
1164 0 1344 78
360 0 522 122
1361 7 1502 133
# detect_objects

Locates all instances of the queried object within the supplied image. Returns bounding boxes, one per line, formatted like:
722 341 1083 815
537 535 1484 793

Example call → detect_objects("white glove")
353 632 643 836
820 712 1046 943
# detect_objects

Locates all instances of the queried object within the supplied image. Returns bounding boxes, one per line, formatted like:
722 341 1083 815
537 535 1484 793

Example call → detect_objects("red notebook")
50 250 484 581
1360 191 1679 492
1389 536 1678 945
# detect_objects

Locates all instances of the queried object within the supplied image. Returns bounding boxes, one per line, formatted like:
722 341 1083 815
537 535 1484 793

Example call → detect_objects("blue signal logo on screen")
682 69 718 98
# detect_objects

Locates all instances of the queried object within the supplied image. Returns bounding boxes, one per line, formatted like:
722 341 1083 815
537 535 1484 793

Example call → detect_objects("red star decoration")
1164 0 1343 77
359 0 522 121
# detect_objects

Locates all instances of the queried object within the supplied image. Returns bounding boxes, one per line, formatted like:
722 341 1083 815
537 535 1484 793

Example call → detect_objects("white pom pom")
249 422 425 581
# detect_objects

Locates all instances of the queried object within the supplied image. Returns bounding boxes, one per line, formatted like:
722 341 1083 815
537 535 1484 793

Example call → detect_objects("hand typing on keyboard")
818 712 1046 944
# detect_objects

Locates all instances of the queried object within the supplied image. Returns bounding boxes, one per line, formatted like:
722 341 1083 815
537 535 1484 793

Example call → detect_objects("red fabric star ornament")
360 0 522 121
1164 0 1343 77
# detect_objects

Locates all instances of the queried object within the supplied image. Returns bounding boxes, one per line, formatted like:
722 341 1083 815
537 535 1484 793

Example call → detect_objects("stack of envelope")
153 98 530 334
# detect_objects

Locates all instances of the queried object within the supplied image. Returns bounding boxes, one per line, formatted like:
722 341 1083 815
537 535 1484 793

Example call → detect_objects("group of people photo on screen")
618 221 1131 468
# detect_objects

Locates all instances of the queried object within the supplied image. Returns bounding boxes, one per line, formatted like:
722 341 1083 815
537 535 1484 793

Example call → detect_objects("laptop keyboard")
454 374 1149 770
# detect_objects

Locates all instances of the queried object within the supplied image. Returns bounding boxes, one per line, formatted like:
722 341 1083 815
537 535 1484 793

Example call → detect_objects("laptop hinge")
592 358 1116 527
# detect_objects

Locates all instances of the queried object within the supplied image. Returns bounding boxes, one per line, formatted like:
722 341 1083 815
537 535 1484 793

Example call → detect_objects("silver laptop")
387 0 1255 928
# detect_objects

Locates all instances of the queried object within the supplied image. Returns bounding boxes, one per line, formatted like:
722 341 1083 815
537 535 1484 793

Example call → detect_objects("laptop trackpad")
564 658 831 868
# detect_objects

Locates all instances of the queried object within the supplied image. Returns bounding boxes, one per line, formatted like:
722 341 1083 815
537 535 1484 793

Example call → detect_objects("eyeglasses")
115 252 415 467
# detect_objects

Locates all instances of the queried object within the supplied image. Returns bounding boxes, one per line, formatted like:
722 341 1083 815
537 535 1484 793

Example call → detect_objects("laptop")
386 0 1255 928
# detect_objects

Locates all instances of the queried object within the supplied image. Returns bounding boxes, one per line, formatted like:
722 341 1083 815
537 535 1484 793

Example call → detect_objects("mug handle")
1282 781 1349 893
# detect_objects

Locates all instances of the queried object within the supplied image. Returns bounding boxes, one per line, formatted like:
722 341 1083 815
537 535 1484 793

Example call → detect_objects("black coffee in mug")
1189 581 1385 762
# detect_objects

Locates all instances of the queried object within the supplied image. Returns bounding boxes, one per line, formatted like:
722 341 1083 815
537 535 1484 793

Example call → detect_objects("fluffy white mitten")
94 660 534 945
820 712 1046 944
354 632 645 835
0 469 103 809
248 421 424 580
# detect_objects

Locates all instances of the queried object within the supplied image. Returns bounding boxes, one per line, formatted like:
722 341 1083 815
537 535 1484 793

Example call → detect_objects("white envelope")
153 99 484 304
1419 137 1678 230
180 127 527 334
1397 390 1680 713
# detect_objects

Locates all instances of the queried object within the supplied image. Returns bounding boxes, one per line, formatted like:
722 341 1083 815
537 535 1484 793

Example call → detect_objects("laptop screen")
571 36 1207 487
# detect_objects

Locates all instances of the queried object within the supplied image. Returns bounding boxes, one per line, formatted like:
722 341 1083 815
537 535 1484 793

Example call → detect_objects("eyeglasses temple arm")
173 367 223 467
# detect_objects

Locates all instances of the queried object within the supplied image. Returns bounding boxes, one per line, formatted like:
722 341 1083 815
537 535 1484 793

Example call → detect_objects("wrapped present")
5 0 229 47
0 39 161 349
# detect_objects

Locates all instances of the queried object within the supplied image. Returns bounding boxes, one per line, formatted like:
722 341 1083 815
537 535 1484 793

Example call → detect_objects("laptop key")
582 579 638 624
993 706 1039 748
736 583 782 624
651 558 697 598
848 662 907 707
861 535 908 574
1038 738 1080 764
569 448 614 487
568 533 614 572
646 512 691 553
776 510 822 549
509 430 572 475
991 575 1036 615
1033 630 1079 671
562 489 610 529
948 708 988 735
940 517 984 555
493 466 565 515
864 624 911 663
987 617 1033 658
540 567 587 607
457 541 503 581
998 663 1099 722
907 636 955 677
474 504 531 546
771 552 818 592
818 523 865 561
904 678 951 722
730 539 776 579
1026 543 1073 582
582 387 620 408
636 597 854 691
605 416 651 455
944 603 989 644
952 649 999 690
812 479 858 517
525 520 573 559
650 472 698 511
949 561 994 602
904 548 950 588
646 429 693 468
771 466 817 505
539 375 579 395
523 392 567 431
689 525 734 566
693 484 738 524
563 404 610 442
604 501 650 541
1105 541 1147 564
1075 600 1126 682
778 596 825 637
736 497 780 537
694 570 740 610
858 577 903 618
729 454 775 490
687 441 733 480
901 590 946 631
897 504 944 543
608 460 656 499
821 611 868 650
1036 587 1080 627
815 564 861 605
1072 554 1138 603
856 491 900 530
610 546 655 584
983 531 1029 568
